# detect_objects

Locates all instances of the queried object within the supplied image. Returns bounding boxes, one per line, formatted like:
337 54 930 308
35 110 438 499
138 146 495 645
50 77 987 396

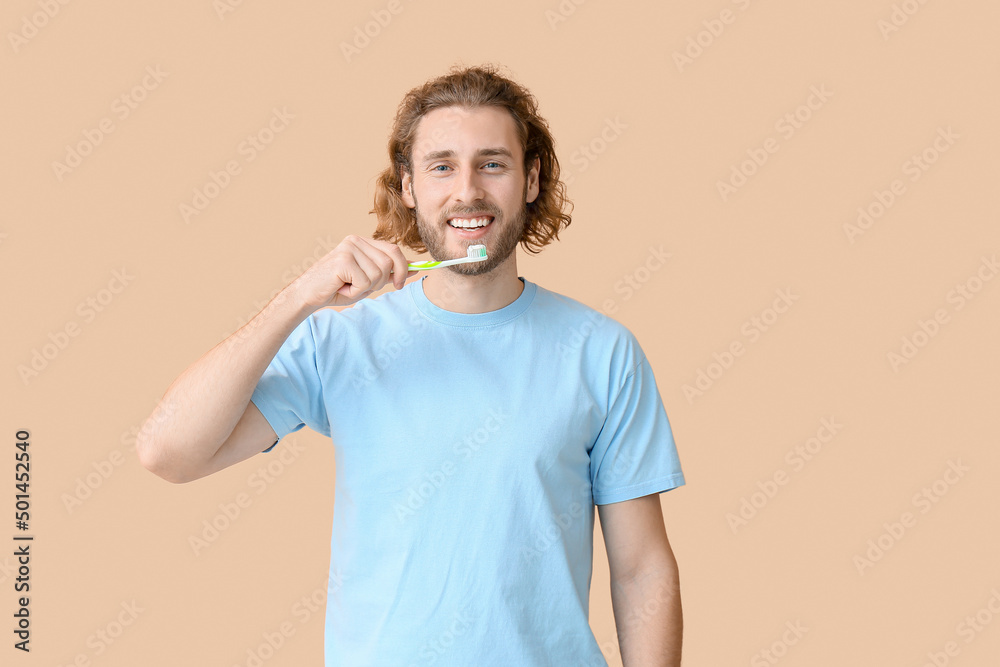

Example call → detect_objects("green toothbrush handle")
407 261 442 270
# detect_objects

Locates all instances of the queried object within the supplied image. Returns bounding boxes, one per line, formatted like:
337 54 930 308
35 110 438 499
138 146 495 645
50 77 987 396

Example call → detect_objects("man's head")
372 64 572 271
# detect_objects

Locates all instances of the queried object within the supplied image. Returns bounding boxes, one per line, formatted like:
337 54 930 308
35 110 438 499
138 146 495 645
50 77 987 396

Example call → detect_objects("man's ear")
526 156 540 204
400 170 415 208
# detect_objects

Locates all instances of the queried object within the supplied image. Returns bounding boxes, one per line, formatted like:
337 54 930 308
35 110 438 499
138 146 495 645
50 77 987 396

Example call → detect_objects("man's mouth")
447 216 494 229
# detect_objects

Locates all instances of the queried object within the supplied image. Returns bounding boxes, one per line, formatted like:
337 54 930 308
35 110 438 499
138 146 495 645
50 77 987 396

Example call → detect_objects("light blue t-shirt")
250 276 685 666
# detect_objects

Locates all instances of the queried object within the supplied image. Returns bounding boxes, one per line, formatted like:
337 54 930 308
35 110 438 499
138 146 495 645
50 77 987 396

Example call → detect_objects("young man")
138 64 685 666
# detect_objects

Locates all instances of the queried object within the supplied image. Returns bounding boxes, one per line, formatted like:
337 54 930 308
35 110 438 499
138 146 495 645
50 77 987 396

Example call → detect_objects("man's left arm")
598 493 682 667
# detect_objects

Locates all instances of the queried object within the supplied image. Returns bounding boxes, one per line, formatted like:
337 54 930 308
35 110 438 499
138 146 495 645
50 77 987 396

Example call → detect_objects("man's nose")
453 167 486 204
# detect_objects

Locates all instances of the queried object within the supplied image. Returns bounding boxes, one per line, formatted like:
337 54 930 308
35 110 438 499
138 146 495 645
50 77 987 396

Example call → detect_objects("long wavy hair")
371 64 572 254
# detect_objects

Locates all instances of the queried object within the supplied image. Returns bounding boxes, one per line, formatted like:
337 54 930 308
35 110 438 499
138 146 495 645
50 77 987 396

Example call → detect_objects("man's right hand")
292 235 418 311
138 234 419 484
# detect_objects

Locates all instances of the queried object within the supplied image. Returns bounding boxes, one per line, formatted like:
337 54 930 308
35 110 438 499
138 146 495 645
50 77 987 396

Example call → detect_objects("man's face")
401 105 540 275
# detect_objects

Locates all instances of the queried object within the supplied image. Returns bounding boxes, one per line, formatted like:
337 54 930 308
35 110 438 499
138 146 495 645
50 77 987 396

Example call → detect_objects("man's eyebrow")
419 147 515 163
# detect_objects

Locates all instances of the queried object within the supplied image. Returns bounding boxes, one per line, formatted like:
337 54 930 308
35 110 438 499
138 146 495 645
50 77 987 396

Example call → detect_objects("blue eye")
484 162 501 169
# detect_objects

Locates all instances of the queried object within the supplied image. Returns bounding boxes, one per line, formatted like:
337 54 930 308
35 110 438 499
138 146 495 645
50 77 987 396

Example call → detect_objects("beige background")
3 1 999 665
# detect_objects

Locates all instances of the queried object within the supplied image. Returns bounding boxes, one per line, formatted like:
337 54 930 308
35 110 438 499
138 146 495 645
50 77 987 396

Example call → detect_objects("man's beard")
412 189 527 276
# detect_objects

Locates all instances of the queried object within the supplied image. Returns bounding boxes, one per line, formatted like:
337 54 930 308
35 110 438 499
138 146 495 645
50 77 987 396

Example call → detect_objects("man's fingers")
346 245 386 294
334 255 372 299
389 248 414 290
329 236 419 300
356 237 414 291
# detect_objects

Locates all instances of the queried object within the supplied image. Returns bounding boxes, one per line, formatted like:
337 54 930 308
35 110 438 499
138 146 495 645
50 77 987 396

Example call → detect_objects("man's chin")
447 258 495 276
415 215 523 276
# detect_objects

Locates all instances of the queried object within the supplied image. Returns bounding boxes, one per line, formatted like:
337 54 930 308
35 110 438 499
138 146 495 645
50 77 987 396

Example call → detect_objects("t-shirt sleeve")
590 350 685 505
250 313 331 453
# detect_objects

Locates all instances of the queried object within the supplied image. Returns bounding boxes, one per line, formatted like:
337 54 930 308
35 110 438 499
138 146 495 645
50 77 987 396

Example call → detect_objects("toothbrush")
406 244 488 270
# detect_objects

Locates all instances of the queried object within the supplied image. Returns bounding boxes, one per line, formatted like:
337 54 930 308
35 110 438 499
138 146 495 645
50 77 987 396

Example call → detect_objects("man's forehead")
411 105 521 162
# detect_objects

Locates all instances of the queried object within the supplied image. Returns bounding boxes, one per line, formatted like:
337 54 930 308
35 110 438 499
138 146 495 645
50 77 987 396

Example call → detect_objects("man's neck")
420 255 523 314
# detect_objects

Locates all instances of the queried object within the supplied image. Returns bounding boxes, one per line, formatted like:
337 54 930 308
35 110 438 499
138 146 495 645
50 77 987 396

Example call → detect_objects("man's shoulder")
529 281 647 373
531 282 634 337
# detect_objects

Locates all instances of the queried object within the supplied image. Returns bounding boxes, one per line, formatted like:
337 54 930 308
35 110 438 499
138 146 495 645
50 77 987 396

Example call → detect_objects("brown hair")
371 64 572 254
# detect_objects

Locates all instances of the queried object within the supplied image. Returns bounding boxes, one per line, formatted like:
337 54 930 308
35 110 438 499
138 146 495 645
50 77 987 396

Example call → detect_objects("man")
138 64 685 666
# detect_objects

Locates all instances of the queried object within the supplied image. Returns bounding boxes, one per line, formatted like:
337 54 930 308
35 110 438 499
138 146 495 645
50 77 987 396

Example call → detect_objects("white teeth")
448 217 492 229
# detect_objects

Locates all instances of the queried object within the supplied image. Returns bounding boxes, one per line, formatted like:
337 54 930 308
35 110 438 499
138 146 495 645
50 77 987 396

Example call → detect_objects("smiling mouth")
447 216 494 229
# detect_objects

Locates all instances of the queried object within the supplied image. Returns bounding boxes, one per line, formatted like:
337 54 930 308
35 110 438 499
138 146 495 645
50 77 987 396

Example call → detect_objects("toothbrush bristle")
467 244 487 259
